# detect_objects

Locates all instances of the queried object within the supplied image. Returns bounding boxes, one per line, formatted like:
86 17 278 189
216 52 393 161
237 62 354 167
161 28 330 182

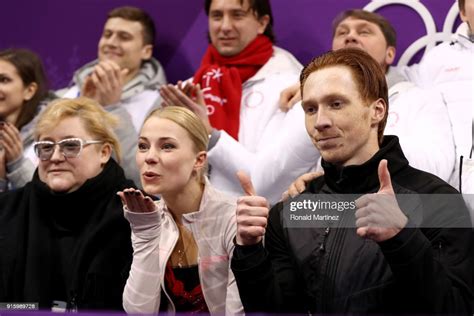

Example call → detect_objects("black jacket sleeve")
231 202 306 313
379 193 474 313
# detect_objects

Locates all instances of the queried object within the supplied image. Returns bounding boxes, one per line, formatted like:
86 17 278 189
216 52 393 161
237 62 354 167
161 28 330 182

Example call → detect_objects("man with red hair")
231 48 473 314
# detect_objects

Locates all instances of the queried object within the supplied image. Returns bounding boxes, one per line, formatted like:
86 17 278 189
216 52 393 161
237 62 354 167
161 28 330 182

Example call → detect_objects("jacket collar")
453 22 474 50
320 135 409 193
158 177 215 223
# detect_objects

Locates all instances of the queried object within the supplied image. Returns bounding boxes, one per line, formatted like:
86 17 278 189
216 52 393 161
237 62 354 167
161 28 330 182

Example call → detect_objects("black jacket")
0 159 134 311
232 136 473 313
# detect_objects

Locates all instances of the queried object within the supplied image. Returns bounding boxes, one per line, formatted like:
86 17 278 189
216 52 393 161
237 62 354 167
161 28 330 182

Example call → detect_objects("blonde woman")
119 106 243 314
0 98 134 311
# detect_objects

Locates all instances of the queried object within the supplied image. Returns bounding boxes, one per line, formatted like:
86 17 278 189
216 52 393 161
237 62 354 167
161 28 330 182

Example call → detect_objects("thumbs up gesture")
355 160 407 242
235 171 270 246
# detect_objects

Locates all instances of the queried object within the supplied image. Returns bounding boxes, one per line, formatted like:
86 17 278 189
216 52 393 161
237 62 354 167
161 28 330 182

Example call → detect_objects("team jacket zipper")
320 209 349 312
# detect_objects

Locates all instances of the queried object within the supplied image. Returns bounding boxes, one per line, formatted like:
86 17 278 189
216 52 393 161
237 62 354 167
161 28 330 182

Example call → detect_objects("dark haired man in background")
160 0 319 205
59 6 167 186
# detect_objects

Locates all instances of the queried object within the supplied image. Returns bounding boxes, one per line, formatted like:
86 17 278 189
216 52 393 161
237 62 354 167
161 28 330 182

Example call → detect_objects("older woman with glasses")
0 97 135 311
0 48 140 193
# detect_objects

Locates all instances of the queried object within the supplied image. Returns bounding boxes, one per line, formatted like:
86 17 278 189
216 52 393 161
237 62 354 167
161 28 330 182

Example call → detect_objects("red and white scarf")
193 35 273 140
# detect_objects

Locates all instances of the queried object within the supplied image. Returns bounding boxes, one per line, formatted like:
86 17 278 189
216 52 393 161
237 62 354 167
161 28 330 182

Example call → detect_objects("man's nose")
314 108 332 131
104 34 118 46
221 15 233 31
344 30 359 45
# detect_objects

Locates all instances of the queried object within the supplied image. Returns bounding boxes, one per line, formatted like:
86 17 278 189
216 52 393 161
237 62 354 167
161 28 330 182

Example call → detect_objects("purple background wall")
0 0 460 89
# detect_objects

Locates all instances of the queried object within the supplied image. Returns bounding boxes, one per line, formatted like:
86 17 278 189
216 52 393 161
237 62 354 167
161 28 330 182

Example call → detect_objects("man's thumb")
377 159 394 194
236 171 256 196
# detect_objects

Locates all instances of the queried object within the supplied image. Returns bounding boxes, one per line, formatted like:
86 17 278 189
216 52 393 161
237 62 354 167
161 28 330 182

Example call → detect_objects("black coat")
232 136 473 313
0 159 134 311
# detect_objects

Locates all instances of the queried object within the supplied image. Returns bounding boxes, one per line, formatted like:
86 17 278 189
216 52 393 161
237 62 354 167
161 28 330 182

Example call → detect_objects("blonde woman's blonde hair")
145 106 209 182
34 97 122 162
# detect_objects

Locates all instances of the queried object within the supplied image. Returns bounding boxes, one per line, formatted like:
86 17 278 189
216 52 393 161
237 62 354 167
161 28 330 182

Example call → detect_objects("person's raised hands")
82 60 129 106
0 122 24 163
160 82 212 134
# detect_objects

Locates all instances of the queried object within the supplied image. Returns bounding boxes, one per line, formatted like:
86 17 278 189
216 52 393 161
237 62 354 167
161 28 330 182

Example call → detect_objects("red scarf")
193 35 273 140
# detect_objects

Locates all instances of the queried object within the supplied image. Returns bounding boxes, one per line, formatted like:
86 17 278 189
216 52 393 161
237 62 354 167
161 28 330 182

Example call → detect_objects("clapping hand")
81 60 129 106
0 122 23 164
159 82 212 134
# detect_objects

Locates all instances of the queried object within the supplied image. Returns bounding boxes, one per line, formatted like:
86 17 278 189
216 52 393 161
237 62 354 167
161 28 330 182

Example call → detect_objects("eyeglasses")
33 138 103 161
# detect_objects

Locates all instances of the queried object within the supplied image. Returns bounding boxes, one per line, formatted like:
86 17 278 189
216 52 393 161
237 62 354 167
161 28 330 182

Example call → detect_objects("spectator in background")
58 6 168 186
0 48 55 192
0 98 134 311
120 106 243 314
279 10 455 185
402 0 473 197
159 0 319 205
333 10 455 182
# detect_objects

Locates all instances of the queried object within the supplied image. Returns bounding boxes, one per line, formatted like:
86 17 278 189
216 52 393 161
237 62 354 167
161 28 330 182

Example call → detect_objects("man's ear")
385 46 396 66
23 82 38 102
141 44 153 61
194 151 207 171
371 98 387 126
257 14 270 35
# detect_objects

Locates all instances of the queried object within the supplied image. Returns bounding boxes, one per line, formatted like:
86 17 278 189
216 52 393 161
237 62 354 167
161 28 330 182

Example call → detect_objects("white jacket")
384 79 456 182
402 23 473 189
208 46 320 205
123 181 243 315
462 147 474 225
